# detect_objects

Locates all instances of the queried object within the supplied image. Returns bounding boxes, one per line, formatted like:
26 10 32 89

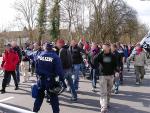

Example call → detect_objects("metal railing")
0 103 35 113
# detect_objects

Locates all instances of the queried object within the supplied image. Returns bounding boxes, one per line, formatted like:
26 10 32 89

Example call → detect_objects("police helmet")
44 42 53 51
47 80 65 95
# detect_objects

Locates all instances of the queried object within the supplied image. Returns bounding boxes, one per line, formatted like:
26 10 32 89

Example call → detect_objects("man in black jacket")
70 39 82 91
11 41 22 83
54 39 65 55
95 43 117 113
59 40 77 101
111 44 121 94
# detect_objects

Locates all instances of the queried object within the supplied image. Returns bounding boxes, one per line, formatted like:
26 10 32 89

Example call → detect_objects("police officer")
29 42 42 76
33 43 65 113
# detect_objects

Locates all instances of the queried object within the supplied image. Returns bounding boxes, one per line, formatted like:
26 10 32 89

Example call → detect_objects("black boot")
15 86 19 90
0 89 6 94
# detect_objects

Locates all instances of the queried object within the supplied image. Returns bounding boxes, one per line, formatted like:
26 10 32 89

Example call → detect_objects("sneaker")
136 82 140 85
6 84 10 87
15 87 19 90
120 81 123 85
66 87 71 92
71 98 77 102
46 99 51 103
114 90 119 94
101 108 108 113
139 79 142 83
0 89 6 94
107 105 110 108
92 88 96 92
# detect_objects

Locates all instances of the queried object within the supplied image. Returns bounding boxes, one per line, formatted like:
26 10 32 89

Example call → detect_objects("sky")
0 0 16 31
125 0 150 28
0 0 150 31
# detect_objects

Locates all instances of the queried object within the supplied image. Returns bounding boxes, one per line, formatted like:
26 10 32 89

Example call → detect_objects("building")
0 30 29 55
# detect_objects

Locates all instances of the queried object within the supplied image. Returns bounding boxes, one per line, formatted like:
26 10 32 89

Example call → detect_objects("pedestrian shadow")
112 90 150 108
123 76 150 87
77 90 99 97
4 87 31 96
5 91 30 96
60 103 100 112
59 96 100 112
122 69 150 87
20 83 32 87
109 102 150 113
60 96 150 113
19 88 31 95
19 85 31 89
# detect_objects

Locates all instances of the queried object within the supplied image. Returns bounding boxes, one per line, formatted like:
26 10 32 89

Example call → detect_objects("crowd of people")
0 39 148 113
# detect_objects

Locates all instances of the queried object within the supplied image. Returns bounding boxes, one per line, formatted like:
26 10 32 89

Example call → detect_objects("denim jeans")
16 64 20 83
91 68 99 88
119 65 123 84
64 69 77 99
80 63 86 77
127 60 130 71
114 75 120 91
73 64 81 90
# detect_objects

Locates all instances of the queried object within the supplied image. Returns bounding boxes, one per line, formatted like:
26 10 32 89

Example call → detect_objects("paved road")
0 64 150 113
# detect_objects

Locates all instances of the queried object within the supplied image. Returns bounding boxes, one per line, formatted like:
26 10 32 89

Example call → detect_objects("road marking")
0 97 14 102
0 103 35 113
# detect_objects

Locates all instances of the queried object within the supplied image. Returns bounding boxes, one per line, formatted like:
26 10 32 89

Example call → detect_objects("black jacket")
95 52 117 75
59 45 72 69
54 46 60 55
13 46 22 63
70 45 82 64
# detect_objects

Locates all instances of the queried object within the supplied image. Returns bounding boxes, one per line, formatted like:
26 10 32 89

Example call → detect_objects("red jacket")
1 49 19 71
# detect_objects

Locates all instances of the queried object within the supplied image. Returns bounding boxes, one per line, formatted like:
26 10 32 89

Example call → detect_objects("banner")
140 31 150 52
130 31 150 57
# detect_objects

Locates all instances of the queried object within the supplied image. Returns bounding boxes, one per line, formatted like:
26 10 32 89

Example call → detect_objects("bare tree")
14 0 38 41
87 0 143 43
88 0 106 41
60 0 82 39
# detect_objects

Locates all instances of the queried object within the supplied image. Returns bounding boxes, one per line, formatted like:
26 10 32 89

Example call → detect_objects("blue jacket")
29 50 42 65
36 51 64 81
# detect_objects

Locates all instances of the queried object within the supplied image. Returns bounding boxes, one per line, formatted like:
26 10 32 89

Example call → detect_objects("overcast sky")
0 0 150 31
125 0 150 28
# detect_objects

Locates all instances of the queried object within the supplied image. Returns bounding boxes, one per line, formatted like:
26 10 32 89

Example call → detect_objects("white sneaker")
66 87 70 92
101 108 108 113
136 82 140 85
92 88 96 92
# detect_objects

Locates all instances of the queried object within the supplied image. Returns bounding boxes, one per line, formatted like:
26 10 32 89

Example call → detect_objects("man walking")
95 44 117 113
111 44 121 94
70 39 82 91
33 43 65 113
0 44 19 93
11 41 22 83
59 39 77 101
128 44 147 85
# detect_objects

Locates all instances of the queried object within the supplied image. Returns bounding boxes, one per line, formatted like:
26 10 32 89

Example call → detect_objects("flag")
140 31 150 52
130 31 150 56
